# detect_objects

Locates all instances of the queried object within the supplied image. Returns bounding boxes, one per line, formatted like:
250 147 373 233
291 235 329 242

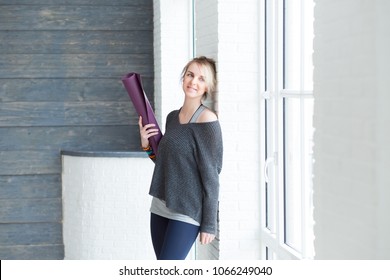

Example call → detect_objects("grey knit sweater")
149 109 223 234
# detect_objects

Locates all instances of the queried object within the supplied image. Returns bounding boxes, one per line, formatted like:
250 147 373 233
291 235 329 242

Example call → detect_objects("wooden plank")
0 5 153 31
0 78 154 103
0 101 140 126
0 223 63 246
0 175 61 199
0 198 62 223
0 30 153 54
0 150 60 175
0 0 153 261
0 125 141 151
0 102 65 126
64 102 136 125
0 244 64 260
0 54 153 78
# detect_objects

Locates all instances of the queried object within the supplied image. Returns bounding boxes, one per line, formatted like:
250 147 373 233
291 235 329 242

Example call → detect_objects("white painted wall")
313 0 390 259
213 0 262 260
62 155 155 259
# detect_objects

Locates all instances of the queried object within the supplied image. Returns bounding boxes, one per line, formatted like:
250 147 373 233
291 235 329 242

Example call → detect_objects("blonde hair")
181 56 217 100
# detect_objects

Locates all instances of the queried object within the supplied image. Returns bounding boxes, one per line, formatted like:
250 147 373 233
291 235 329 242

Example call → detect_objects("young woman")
138 56 223 260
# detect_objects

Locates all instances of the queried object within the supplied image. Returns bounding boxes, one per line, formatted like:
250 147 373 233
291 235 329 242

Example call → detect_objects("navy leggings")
150 213 200 260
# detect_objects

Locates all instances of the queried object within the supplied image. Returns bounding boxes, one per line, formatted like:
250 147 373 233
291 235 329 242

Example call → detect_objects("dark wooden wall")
0 0 154 259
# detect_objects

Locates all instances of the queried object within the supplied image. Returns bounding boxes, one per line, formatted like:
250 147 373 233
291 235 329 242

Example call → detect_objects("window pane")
284 0 314 91
265 100 276 232
284 0 301 89
283 97 314 252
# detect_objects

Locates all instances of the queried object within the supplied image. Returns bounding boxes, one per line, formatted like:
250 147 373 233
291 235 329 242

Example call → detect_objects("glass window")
261 0 314 259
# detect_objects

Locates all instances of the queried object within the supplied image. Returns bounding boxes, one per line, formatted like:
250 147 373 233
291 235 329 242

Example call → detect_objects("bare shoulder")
198 107 218 123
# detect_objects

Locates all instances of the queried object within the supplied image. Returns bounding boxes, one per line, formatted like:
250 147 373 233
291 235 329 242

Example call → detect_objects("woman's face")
182 63 208 100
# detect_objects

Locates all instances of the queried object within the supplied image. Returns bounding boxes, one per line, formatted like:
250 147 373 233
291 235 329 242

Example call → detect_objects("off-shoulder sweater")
149 109 223 234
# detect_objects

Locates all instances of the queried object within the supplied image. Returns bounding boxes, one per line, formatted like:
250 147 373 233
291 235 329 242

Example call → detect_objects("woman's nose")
191 77 198 85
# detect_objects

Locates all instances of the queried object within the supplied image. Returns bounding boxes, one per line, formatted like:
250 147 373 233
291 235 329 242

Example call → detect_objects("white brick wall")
62 155 155 259
313 0 390 259
217 0 262 260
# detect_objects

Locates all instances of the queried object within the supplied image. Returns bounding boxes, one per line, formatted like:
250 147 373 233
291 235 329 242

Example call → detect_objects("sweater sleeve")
148 111 174 163
194 121 223 234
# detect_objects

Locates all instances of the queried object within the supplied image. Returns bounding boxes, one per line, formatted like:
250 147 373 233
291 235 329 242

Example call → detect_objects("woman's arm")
195 121 223 236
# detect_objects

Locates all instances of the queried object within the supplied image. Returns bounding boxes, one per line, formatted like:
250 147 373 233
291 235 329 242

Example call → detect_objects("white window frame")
259 0 314 260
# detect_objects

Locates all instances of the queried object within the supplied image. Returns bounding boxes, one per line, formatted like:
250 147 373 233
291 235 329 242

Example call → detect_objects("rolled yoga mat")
122 73 162 155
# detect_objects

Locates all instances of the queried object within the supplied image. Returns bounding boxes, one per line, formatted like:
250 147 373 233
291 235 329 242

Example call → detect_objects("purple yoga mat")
122 73 163 155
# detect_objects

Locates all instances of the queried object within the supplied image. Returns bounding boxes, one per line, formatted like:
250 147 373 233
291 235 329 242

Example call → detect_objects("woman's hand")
199 232 215 245
138 116 160 148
